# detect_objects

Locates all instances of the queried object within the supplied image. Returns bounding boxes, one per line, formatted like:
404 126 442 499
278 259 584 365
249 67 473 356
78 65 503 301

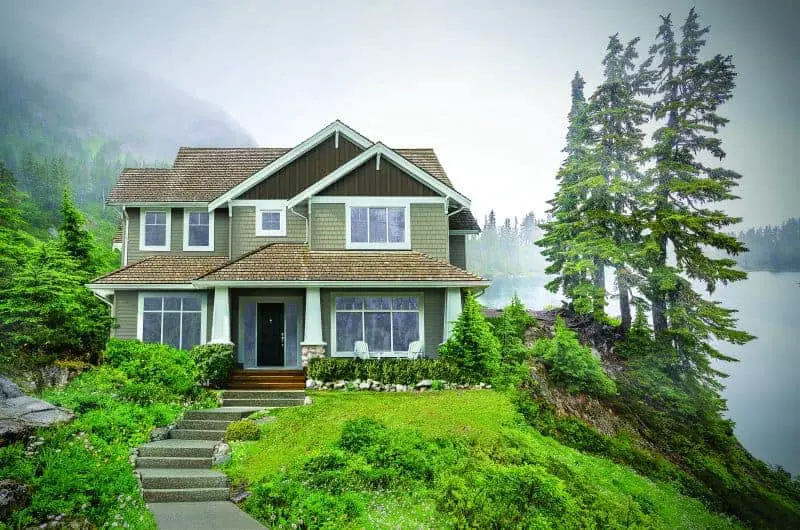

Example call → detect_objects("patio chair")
354 340 370 360
406 340 423 360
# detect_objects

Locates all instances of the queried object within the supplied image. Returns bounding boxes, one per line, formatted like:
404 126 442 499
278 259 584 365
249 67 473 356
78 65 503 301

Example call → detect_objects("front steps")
135 393 306 503
226 369 305 390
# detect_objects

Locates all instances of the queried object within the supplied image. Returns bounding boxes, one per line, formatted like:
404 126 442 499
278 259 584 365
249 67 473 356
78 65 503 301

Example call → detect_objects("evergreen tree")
643 9 753 380
439 291 501 383
59 188 95 275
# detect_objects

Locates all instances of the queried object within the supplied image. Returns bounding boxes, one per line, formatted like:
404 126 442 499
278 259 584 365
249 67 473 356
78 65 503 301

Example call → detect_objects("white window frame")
139 209 171 251
330 292 424 357
239 200 287 237
183 209 215 251
136 292 208 350
344 198 412 250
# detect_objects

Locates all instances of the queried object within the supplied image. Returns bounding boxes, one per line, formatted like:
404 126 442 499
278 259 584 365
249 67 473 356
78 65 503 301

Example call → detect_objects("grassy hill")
224 391 740 529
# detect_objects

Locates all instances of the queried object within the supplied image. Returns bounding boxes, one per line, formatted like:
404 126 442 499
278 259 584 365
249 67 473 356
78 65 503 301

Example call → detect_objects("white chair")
354 341 370 360
406 340 423 360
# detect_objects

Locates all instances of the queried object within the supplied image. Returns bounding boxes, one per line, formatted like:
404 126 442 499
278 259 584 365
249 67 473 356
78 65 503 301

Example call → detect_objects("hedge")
307 358 464 385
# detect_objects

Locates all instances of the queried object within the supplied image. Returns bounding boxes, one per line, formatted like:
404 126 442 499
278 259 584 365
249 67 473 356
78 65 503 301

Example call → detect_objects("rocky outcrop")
0 376 74 445
0 479 31 521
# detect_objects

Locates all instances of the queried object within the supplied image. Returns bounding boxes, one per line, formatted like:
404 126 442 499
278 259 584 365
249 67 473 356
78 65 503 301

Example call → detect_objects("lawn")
223 390 741 529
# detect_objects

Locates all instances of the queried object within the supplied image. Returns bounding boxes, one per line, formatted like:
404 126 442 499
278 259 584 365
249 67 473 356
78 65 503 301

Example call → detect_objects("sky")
3 0 798 228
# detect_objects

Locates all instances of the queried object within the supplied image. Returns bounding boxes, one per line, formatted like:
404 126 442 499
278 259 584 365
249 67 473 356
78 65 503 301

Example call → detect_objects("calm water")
481 272 800 475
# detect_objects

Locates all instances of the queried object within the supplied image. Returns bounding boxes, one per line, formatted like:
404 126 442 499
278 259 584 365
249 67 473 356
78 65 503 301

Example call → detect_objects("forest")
735 218 800 271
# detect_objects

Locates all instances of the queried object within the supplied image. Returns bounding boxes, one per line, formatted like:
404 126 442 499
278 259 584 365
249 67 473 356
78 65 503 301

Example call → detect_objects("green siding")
448 235 467 269
410 203 448 261
113 290 138 339
126 208 229 263
309 203 346 250
230 207 307 258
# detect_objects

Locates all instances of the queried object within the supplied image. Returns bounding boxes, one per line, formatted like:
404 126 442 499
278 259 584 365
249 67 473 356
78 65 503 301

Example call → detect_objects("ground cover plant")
0 339 217 529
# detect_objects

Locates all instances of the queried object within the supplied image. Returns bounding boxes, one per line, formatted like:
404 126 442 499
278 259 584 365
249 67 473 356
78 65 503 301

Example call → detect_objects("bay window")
333 294 423 356
140 210 170 250
183 210 214 251
347 205 408 249
138 293 206 350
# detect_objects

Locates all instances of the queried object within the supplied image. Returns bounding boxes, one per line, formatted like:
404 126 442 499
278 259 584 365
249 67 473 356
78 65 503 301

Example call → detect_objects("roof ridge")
194 242 304 280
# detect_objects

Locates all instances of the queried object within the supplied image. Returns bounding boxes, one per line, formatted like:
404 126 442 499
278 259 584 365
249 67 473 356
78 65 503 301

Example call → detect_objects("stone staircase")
135 391 304 503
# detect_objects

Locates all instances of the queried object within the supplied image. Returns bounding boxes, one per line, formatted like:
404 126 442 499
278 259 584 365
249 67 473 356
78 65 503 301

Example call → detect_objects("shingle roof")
91 256 229 284
197 243 487 283
448 209 480 232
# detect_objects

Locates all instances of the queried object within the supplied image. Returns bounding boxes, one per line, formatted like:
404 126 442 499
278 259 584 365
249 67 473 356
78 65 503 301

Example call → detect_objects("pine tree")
643 9 753 380
59 188 95 275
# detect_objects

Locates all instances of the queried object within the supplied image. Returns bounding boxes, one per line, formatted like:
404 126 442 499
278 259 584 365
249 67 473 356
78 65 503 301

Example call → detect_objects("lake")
480 272 800 476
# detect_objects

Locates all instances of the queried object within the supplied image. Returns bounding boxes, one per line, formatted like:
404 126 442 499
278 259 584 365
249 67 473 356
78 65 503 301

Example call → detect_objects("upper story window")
347 205 409 249
184 210 214 251
256 208 286 236
140 210 171 251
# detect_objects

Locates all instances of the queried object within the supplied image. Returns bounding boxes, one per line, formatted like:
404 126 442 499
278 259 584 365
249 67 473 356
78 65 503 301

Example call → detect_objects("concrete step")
226 383 306 391
136 456 211 469
138 439 218 458
169 429 226 441
183 407 262 421
177 419 232 431
222 390 305 400
221 398 305 408
144 487 229 503
138 469 228 489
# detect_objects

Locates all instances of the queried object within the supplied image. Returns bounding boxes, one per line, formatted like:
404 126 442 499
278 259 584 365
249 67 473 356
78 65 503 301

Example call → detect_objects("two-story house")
88 121 487 374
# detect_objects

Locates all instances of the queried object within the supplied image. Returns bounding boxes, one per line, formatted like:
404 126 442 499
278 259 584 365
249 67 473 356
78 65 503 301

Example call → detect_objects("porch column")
209 286 232 344
443 287 463 341
301 287 326 366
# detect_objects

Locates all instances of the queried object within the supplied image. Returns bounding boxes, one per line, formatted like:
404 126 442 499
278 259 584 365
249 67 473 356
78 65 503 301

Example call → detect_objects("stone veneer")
301 344 326 367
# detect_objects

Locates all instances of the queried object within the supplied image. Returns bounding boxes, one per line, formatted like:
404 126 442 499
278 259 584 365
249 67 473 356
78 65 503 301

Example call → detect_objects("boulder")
0 376 74 445
358 381 370 390
416 379 433 389
0 479 31 521
212 442 232 466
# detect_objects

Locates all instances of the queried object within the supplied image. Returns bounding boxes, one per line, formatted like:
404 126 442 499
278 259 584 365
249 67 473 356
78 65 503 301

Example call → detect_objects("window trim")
183 209 215 251
345 199 411 250
251 200 287 237
139 209 171 251
330 292 424 357
136 292 208 349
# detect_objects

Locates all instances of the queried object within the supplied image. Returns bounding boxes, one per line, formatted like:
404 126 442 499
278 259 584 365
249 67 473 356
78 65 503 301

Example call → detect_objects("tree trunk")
618 269 632 333
593 259 605 316
651 234 669 334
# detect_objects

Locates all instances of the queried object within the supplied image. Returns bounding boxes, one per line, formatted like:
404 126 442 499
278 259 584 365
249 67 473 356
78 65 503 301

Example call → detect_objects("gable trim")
286 143 471 209
208 120 373 210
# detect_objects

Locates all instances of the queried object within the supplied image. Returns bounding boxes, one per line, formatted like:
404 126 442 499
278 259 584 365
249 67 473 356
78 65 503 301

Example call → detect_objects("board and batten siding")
320 288 445 357
230 207 307 258
126 208 229 263
112 290 214 342
309 202 448 261
318 158 440 197
448 235 467 269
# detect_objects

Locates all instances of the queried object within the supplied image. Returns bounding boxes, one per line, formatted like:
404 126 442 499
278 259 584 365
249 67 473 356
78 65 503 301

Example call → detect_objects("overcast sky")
3 0 798 227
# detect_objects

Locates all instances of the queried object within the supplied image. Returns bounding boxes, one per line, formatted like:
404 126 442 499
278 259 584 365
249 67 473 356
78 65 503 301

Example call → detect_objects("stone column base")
301 344 326 367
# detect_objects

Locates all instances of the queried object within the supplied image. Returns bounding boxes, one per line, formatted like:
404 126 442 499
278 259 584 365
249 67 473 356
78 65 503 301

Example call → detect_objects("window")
347 206 408 248
333 294 422 355
138 294 205 350
256 208 286 236
140 210 171 250
183 210 214 251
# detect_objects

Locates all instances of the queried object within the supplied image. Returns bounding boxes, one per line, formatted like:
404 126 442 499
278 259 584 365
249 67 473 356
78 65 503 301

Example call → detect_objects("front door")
257 303 284 366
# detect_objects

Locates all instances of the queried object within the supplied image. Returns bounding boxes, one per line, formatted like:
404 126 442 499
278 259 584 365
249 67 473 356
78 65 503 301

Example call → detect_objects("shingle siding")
449 235 467 269
126 208 229 263
230 207 307 258
410 203 448 261
309 203 346 250
113 291 138 339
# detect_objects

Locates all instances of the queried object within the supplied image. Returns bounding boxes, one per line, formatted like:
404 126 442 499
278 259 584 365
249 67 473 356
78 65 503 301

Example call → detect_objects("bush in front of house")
226 419 261 442
307 358 461 385
532 317 616 397
190 343 236 388
438 291 501 384
104 338 198 396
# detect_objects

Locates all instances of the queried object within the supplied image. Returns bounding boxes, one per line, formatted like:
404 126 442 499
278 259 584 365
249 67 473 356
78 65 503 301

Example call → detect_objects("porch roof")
195 243 488 284
89 256 228 284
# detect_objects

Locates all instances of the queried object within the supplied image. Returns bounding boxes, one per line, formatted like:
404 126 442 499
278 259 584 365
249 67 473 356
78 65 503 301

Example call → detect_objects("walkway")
149 501 265 530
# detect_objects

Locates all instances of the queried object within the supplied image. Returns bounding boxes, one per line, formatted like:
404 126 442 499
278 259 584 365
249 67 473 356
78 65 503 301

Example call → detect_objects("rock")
306 379 317 389
396 384 408 392
230 485 250 503
0 479 31 521
416 379 433 389
0 381 74 445
358 382 370 390
212 442 231 466
303 396 313 406
333 380 346 390
149 426 171 441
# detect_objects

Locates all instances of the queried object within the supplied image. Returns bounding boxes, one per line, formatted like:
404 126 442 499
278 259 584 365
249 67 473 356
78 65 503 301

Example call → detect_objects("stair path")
134 390 306 528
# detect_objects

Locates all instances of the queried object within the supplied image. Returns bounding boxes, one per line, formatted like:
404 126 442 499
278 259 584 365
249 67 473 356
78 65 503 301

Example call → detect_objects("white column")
210 286 232 344
443 287 463 341
302 287 325 345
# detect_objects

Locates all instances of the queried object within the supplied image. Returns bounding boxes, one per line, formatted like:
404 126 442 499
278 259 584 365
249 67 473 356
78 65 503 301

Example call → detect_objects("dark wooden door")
257 303 284 366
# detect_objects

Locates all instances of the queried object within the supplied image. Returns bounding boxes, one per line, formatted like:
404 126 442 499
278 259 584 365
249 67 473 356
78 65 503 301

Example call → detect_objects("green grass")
224 390 741 529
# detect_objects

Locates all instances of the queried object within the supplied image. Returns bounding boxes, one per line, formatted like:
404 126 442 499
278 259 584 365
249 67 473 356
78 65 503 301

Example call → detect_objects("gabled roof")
195 243 487 285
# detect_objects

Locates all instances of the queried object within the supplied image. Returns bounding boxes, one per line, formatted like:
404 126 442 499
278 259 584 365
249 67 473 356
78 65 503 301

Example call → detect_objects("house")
87 121 488 374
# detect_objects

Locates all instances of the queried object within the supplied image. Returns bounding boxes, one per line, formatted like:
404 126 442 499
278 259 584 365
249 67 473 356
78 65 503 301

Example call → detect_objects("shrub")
439 291 501 383
307 358 460 384
502 293 535 340
190 343 235 388
104 339 197 396
532 317 616 397
226 419 261 442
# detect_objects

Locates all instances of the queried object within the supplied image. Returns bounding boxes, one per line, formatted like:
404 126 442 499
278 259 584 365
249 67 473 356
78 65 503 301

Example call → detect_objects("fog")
1 0 797 227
